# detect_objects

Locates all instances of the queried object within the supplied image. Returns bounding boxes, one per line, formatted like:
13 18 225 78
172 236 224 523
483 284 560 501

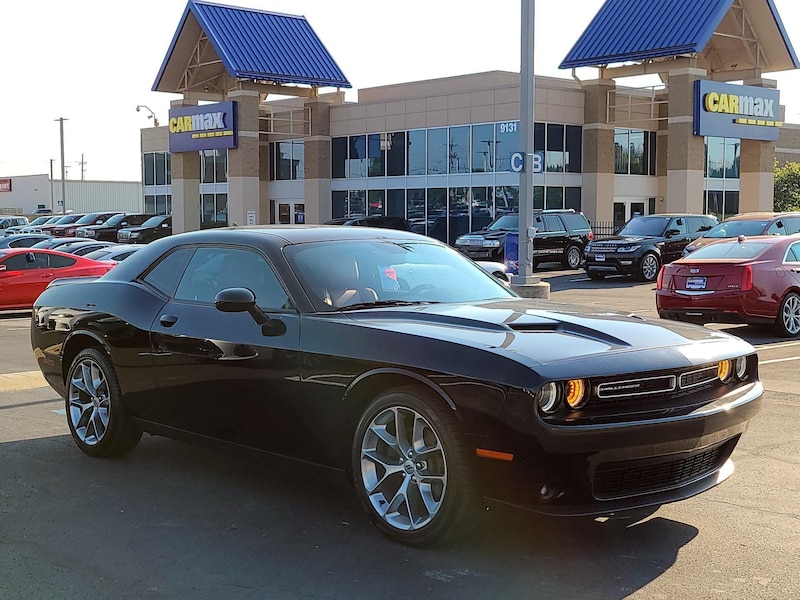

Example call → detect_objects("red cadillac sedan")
0 248 114 310
656 235 800 337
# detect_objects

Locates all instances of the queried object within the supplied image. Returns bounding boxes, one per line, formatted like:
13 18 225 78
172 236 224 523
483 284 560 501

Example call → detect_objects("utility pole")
55 117 68 214
49 159 55 212
79 153 87 180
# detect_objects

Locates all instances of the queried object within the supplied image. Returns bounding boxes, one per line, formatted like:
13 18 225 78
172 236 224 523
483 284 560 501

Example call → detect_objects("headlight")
718 360 733 383
130 231 140 238
617 245 641 253
483 240 500 248
734 356 749 381
455 237 467 245
534 382 560 413
564 379 588 409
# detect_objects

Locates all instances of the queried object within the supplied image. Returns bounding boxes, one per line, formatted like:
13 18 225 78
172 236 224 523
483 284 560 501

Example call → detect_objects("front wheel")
66 348 142 457
563 245 583 269
638 252 661 282
352 387 480 546
775 292 800 337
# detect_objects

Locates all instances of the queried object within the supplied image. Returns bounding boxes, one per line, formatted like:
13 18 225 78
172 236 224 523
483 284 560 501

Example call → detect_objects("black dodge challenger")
31 226 762 546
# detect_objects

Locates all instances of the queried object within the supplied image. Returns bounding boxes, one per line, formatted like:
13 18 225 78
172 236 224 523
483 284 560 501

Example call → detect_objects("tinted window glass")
175 247 290 310
766 220 787 235
561 213 590 232
2 254 35 271
785 217 800 235
142 248 195 297
49 254 77 268
787 243 800 262
543 215 565 232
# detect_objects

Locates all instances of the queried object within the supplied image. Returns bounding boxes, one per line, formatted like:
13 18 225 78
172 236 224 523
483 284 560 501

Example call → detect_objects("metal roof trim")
766 0 800 69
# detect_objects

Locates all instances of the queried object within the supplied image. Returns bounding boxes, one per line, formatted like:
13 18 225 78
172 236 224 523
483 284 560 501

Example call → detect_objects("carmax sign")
168 101 238 152
694 81 781 141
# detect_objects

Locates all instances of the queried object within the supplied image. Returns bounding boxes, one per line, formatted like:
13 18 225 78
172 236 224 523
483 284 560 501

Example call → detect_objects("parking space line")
0 370 49 392
754 340 800 350
760 356 800 365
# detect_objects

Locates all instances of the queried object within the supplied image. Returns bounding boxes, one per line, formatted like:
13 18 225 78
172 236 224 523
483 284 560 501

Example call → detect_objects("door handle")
159 314 179 327
791 268 800 273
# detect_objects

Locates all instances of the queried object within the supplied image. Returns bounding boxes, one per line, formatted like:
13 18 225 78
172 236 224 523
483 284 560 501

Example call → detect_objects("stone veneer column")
580 79 616 224
170 98 200 234
303 99 333 223
666 67 707 213
227 88 261 226
739 78 778 212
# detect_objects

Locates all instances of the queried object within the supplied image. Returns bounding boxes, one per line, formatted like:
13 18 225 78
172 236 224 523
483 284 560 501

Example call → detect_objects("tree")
774 160 800 212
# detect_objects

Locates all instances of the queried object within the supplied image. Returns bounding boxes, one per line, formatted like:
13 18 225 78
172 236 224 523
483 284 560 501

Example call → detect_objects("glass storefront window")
495 186 519 215
546 123 564 172
533 186 544 210
368 133 385 177
565 125 582 173
615 129 629 174
408 130 426 176
277 141 292 180
427 188 447 240
368 189 385 215
448 126 470 174
471 187 493 225
155 153 167 185
348 190 366 216
449 187 470 241
201 150 216 183
386 132 406 176
427 128 447 175
292 140 304 180
332 190 347 218
332 137 347 178
706 137 724 178
565 187 582 211
495 121 519 172
724 139 740 179
407 188 426 231
629 130 645 175
348 135 367 178
387 189 405 216
143 154 155 186
471 124 494 173
546 186 564 209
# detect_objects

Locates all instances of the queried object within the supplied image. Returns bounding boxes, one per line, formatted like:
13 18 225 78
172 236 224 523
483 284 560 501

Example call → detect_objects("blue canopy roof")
560 0 799 71
153 0 351 92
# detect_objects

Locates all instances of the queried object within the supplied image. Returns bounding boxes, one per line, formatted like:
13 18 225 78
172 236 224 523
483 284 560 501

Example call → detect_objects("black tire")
563 245 583 269
352 386 481 546
587 271 606 280
65 348 142 457
637 252 661 282
775 292 800 337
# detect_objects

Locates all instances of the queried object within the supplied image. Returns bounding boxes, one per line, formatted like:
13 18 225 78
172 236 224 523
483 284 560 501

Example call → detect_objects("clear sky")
3 0 800 182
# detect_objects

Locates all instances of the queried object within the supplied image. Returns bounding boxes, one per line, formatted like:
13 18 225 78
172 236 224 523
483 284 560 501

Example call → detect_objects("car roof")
722 212 799 221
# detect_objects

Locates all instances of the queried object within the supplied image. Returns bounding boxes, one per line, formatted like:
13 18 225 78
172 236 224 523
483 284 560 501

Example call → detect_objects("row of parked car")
2 212 172 243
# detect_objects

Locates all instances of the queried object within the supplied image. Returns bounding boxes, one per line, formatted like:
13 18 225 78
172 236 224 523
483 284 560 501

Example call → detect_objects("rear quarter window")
560 213 591 232
141 247 195 297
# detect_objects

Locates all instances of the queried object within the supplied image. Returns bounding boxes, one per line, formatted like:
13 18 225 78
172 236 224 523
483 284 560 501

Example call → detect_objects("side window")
142 247 195 297
787 243 800 262
784 218 800 235
48 254 77 269
543 215 566 233
533 215 546 232
669 218 687 235
2 254 33 271
174 247 290 310
766 220 787 235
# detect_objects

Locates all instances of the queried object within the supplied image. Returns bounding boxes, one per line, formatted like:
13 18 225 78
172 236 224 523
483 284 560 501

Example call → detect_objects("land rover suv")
454 209 594 269
584 213 718 282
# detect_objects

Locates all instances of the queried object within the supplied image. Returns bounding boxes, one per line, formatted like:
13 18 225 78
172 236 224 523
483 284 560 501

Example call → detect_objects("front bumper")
473 381 763 516
584 253 641 276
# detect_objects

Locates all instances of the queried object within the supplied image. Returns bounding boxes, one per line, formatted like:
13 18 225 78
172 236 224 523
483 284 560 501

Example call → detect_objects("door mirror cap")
215 287 269 325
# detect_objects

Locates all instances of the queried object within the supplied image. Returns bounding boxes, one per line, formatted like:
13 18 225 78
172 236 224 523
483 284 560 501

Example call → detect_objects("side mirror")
0 264 6 272
162 223 169 228
665 229 681 238
215 287 269 325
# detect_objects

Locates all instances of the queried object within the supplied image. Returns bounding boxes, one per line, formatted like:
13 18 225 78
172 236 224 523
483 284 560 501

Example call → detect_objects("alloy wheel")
359 405 447 532
781 293 800 336
68 357 111 446
640 254 659 281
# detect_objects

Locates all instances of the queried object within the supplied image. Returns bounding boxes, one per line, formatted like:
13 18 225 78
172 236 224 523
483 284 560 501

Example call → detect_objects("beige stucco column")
580 79 616 224
739 78 778 212
170 98 200 234
666 67 707 213
303 98 334 223
227 88 261 226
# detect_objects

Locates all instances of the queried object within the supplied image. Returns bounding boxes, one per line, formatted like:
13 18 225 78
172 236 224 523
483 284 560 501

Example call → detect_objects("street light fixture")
136 105 160 127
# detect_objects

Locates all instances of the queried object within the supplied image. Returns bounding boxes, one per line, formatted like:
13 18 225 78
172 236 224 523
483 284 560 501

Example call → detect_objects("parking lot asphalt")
1 268 798 600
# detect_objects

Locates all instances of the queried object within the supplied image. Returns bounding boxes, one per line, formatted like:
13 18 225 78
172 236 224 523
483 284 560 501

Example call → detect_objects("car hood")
459 229 512 241
328 298 752 385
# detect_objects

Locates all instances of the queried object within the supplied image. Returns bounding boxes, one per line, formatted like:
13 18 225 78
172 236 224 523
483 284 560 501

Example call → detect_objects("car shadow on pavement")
2 433 698 600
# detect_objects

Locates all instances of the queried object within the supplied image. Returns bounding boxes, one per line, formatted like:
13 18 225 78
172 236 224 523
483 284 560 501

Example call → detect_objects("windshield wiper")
338 300 434 311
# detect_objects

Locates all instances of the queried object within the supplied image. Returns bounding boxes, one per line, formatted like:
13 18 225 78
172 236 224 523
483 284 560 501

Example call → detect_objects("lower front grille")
592 441 734 500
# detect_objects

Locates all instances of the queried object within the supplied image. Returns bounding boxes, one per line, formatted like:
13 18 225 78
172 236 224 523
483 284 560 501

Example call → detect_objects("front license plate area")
596 253 605 262
686 276 707 290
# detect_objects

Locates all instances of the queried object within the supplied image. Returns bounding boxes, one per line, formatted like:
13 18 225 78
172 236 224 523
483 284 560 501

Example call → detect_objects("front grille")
679 366 719 389
588 244 618 253
592 443 728 500
596 375 676 399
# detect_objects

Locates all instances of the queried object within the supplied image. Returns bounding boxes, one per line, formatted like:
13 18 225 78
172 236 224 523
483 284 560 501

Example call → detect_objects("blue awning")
154 0 350 92
560 0 799 72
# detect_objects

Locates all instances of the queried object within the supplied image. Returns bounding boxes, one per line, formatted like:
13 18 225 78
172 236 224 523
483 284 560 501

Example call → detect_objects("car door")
785 241 800 288
661 217 689 264
148 245 302 454
531 214 564 263
0 252 50 307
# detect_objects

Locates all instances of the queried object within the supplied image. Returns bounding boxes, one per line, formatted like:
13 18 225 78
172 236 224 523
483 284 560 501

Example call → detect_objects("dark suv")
324 215 412 231
117 214 172 244
584 213 718 281
454 209 594 269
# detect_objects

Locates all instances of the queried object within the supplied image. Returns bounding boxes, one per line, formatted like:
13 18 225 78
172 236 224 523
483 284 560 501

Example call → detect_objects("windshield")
84 249 115 260
75 213 106 225
703 220 768 239
55 215 81 224
29 217 51 226
103 214 128 226
486 214 519 231
285 239 516 310
618 216 670 237
688 240 770 260
141 215 166 228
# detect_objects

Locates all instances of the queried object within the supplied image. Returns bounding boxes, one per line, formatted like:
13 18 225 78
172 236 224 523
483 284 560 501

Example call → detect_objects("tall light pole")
49 159 55 212
513 0 538 285
55 117 68 214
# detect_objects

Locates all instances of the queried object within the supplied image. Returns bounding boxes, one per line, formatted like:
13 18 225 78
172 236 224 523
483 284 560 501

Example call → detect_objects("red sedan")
0 248 114 310
656 235 800 336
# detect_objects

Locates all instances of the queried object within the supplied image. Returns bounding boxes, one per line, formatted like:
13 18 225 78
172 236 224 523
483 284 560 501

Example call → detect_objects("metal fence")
590 221 619 239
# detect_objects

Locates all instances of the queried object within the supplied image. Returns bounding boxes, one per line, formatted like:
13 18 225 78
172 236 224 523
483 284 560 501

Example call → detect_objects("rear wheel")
66 348 142 457
352 386 480 546
638 252 660 282
775 292 800 337
563 245 583 269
